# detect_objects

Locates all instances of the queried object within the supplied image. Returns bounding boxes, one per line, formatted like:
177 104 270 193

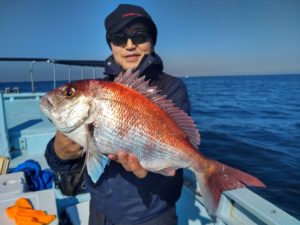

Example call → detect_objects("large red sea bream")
40 70 265 217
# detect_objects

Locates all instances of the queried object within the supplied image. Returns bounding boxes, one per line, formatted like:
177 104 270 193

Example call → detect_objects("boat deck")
1 93 55 157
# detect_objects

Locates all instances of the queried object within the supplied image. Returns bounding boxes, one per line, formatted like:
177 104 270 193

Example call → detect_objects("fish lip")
40 96 55 123
40 96 53 108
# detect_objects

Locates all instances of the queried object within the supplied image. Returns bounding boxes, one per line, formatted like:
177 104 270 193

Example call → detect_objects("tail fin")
192 159 266 218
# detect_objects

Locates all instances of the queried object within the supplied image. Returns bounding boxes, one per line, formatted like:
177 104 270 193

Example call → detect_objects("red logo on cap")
122 13 142 17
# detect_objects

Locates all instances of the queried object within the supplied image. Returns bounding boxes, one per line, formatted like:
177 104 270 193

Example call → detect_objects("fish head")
40 80 94 133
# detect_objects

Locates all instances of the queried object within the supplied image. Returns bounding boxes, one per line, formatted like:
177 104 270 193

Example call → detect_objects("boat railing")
0 57 105 93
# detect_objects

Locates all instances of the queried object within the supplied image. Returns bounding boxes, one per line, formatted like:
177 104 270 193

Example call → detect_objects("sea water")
184 74 300 219
1 74 300 219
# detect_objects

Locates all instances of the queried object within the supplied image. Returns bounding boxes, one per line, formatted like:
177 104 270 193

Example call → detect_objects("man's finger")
117 151 129 165
108 151 148 178
108 154 118 161
127 154 148 178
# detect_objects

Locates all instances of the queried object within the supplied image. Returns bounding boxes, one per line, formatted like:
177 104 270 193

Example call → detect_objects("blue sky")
0 0 300 82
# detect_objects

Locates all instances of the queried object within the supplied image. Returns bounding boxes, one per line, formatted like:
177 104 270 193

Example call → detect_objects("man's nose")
125 38 136 49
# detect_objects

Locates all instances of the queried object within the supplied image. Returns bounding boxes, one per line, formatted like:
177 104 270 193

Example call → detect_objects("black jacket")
45 53 191 224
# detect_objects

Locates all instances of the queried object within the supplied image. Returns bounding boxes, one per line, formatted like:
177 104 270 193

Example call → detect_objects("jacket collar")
104 52 163 81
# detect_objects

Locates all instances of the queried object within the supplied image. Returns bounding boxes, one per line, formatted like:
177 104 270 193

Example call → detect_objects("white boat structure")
0 58 299 225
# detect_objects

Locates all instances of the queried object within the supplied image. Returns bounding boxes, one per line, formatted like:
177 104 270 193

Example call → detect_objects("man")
45 4 191 225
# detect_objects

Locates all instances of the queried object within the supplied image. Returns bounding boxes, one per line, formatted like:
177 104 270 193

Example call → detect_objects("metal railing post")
29 60 36 93
53 63 56 89
68 65 71 83
0 93 10 156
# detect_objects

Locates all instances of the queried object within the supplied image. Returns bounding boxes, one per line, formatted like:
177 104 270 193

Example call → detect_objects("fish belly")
93 100 191 172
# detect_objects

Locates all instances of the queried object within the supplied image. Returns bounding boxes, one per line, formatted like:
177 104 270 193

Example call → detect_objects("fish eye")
62 86 76 98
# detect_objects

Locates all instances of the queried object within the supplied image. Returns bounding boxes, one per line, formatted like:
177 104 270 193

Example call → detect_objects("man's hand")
54 131 83 160
108 150 148 178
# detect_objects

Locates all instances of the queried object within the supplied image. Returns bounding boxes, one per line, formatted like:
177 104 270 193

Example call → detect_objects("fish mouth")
40 96 53 108
39 96 75 132
40 96 54 123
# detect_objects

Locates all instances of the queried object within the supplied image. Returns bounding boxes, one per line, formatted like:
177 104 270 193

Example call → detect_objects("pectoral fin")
84 123 109 183
86 149 109 183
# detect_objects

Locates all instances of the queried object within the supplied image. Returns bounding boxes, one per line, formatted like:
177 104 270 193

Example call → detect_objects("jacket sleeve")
44 137 86 196
44 136 84 172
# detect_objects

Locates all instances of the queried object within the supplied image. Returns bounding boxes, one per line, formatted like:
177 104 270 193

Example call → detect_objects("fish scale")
94 101 180 170
40 69 265 218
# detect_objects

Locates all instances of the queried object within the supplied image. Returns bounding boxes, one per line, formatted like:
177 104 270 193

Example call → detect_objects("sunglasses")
108 31 151 46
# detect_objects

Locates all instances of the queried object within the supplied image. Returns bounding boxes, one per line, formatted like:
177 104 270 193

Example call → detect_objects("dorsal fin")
115 69 200 147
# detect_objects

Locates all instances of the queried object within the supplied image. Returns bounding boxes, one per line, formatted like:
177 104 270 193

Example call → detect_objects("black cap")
105 4 157 46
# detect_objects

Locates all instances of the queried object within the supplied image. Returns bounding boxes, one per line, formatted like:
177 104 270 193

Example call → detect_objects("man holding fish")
43 4 264 225
45 4 191 225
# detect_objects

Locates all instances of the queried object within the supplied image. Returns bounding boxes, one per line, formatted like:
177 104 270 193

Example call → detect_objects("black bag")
55 170 86 196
